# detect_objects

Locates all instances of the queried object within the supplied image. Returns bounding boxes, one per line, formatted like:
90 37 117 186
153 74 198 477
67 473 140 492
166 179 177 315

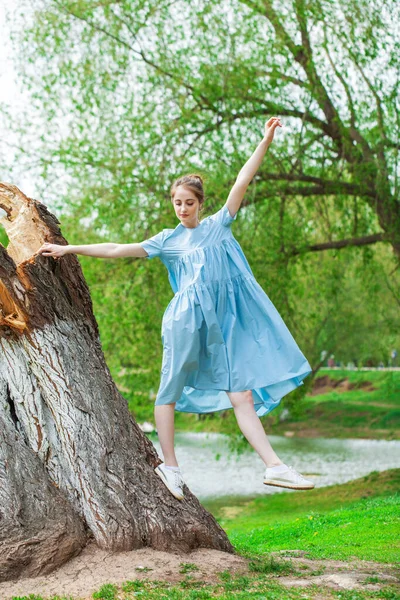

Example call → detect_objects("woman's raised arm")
37 242 149 259
225 116 282 218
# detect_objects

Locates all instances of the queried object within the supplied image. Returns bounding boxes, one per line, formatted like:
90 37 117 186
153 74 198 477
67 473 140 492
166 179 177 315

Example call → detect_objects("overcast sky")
0 0 37 197
0 1 17 105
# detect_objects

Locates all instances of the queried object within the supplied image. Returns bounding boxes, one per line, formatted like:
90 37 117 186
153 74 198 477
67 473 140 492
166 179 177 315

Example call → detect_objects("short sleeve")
140 230 165 259
209 204 238 228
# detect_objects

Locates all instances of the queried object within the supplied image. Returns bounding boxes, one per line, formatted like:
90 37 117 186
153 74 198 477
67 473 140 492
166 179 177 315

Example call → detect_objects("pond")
151 432 400 500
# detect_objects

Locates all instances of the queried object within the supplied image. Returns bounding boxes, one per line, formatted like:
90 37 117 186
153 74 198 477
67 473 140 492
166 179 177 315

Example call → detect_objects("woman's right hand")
37 242 69 258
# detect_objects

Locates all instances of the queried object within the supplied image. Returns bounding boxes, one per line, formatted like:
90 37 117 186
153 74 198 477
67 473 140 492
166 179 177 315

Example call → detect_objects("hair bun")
187 173 203 184
170 173 205 203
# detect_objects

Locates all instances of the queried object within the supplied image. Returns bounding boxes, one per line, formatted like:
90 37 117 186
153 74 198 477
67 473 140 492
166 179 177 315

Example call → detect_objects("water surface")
152 432 400 500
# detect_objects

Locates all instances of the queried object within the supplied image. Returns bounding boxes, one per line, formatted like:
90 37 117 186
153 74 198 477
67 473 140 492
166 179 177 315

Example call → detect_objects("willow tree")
4 2 400 392
0 182 233 581
9 0 399 254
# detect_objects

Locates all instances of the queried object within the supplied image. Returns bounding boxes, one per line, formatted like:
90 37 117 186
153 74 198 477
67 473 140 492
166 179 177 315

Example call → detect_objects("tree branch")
290 233 387 255
386 140 400 151
242 0 372 167
266 0 344 144
322 28 357 129
60 1 341 147
254 68 307 88
258 171 369 197
55 2 223 116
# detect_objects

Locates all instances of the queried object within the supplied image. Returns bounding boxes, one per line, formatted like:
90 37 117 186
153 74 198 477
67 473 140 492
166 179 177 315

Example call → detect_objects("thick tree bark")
0 183 233 581
0 392 87 581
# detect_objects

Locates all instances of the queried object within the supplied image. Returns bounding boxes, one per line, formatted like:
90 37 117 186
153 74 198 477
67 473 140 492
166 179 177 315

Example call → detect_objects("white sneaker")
263 464 315 490
154 463 185 500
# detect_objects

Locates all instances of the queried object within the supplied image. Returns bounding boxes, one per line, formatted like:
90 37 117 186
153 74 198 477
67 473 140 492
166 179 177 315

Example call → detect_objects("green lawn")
204 469 400 564
224 494 398 563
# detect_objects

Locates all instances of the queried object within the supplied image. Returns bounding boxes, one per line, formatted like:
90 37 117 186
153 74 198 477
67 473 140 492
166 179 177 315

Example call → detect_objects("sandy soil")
276 551 399 593
1 544 398 599
0 543 248 600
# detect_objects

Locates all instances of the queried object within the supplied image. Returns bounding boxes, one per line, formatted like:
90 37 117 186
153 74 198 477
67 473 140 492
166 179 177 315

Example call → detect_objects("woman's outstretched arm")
37 242 149 259
226 116 282 217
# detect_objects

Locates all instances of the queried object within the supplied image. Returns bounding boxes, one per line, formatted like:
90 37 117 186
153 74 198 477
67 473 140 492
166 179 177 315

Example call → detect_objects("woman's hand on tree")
263 116 282 145
37 242 68 258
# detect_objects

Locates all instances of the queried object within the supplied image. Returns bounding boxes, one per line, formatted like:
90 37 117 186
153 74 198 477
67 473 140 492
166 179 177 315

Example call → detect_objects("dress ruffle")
156 237 311 416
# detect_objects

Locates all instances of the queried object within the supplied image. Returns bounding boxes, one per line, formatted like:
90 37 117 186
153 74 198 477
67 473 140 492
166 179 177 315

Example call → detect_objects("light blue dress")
140 204 312 417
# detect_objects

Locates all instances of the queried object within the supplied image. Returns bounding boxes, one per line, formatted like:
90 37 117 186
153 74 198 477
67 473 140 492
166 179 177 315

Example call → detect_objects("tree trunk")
0 392 87 581
0 183 233 581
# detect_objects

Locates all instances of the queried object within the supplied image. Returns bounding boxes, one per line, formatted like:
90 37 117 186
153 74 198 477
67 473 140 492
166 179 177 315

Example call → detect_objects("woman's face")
172 186 201 228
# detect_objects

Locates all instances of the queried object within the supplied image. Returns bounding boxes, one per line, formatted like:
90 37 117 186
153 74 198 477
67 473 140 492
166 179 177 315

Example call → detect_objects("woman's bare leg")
154 403 179 467
227 390 283 467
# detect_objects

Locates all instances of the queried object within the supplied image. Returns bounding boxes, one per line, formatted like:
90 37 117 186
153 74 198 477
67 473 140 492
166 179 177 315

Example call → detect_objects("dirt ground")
310 375 376 396
0 543 247 599
0 543 398 599
275 550 399 593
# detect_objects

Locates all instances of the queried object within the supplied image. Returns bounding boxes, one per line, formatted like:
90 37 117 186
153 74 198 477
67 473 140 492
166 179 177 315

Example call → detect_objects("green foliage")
10 580 400 600
364 576 383 584
4 0 400 420
0 226 8 248
121 579 146 591
228 495 400 563
174 369 400 442
382 372 400 396
179 563 200 574
92 583 118 600
11 596 74 600
248 555 296 575
216 571 251 592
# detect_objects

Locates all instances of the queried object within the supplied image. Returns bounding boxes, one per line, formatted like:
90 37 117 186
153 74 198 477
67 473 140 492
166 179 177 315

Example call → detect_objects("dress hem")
154 367 312 417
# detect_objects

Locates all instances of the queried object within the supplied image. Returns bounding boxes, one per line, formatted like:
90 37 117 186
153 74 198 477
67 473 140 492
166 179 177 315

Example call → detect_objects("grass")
10 577 400 599
180 563 201 574
227 494 398 563
11 470 400 600
205 468 400 523
203 469 400 564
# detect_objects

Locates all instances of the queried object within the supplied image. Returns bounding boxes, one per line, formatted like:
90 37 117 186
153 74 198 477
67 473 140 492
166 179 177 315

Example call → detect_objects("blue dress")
140 204 312 417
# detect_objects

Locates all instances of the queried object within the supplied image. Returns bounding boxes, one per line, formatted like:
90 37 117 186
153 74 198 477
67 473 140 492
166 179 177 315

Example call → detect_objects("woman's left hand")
263 117 282 145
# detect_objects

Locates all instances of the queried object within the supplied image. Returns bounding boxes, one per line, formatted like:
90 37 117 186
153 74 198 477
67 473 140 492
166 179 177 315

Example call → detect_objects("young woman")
38 117 314 501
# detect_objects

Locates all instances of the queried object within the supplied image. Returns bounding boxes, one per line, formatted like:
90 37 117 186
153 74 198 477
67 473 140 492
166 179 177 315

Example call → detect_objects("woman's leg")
227 390 283 467
154 403 179 467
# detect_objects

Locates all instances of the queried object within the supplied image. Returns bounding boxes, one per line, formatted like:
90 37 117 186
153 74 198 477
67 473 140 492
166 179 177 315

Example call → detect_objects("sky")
0 0 37 198
0 1 17 105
